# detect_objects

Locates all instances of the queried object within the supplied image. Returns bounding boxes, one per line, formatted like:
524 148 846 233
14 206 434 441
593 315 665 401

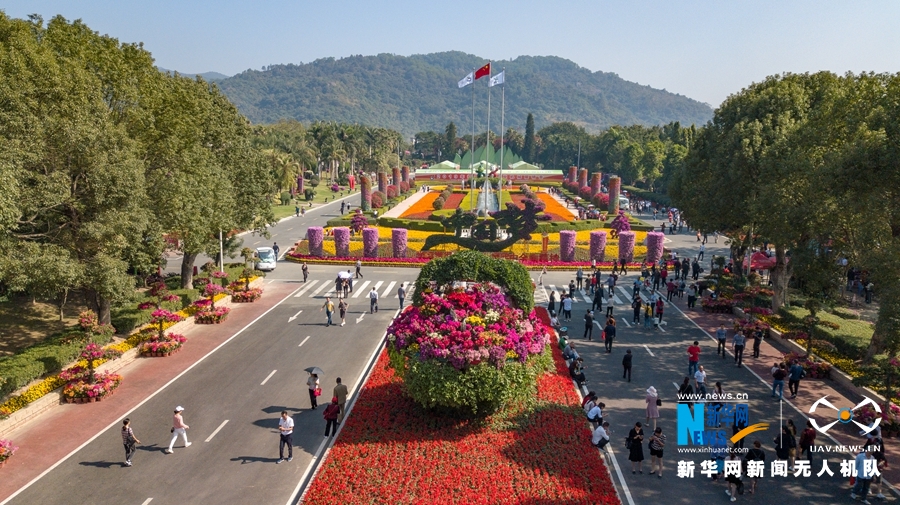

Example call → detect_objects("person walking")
301 262 309 282
655 297 664 325
716 325 728 358
323 397 341 437
562 294 573 322
321 297 334 327
733 331 746 368
333 377 349 423
686 283 698 309
628 422 645 474
771 363 787 399
165 406 191 454
643 302 653 329
538 266 547 286
788 359 805 398
678 377 694 414
799 420 816 464
645 387 660 430
631 297 642 325
277 411 294 463
694 365 708 396
687 341 701 377
121 418 140 466
691 259 701 281
724 452 743 502
369 287 379 313
548 290 557 315
592 288 603 312
307 372 320 410
338 299 348 327
744 440 766 495
355 259 363 278
272 242 280 258
397 283 406 310
576 267 584 290
752 329 763 358
606 290 614 318
604 319 616 353
583 310 594 341
697 243 705 261
622 349 633 382
851 448 877 503
648 427 666 478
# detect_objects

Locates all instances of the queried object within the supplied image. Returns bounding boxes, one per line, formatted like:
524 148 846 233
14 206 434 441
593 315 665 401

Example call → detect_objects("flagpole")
486 61 491 174
470 66 476 210
499 68 505 191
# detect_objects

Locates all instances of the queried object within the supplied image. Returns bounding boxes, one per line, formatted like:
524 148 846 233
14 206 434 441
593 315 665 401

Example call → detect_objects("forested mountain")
158 68 230 81
217 52 713 136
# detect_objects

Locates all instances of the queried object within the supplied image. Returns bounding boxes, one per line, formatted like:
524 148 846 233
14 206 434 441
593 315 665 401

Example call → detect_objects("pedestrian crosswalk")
534 282 673 307
293 278 412 299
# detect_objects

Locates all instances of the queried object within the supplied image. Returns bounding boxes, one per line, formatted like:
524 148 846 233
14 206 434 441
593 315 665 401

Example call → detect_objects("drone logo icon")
808 395 881 435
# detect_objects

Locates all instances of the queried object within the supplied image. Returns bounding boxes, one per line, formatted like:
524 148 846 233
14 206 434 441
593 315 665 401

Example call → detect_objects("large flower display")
646 231 665 263
307 227 324 257
387 282 550 415
362 227 378 258
590 230 607 262
559 230 576 262
591 172 602 196
607 176 621 214
333 227 350 257
391 228 408 258
618 230 635 262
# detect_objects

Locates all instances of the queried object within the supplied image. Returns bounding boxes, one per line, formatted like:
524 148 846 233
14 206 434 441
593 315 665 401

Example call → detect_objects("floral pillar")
589 230 607 262
607 176 621 214
362 228 379 258
578 168 588 189
567 166 577 184
377 172 388 194
646 232 665 264
590 172 602 197
360 175 372 211
297 175 304 194
401 166 409 183
307 227 324 257
334 227 350 257
618 231 635 264
392 167 401 187
392 228 408 258
559 230 576 262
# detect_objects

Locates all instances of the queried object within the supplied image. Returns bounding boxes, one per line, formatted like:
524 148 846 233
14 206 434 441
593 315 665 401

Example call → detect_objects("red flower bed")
510 194 568 222
303 307 617 505
443 192 465 210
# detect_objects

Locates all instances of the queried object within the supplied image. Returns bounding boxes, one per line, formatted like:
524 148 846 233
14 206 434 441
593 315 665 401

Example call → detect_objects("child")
644 303 653 329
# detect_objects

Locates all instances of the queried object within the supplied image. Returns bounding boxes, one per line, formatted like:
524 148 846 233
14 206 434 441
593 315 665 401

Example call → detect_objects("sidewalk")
381 190 429 218
673 295 899 490
0 282 298 503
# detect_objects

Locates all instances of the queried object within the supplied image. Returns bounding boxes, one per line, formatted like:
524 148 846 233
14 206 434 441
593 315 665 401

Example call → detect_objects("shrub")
310 177 320 187
579 185 592 200
413 251 534 312
386 185 399 199
778 306 873 360
350 211 369 232
399 181 410 193
331 183 340 192
432 196 445 210
0 330 86 397
279 191 292 205
371 193 384 209
591 192 610 208
831 307 860 320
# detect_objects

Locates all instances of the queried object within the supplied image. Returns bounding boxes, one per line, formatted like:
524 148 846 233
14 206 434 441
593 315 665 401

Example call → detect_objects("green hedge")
0 329 99 398
377 217 447 232
623 185 672 207
778 306 874 360
830 307 860 320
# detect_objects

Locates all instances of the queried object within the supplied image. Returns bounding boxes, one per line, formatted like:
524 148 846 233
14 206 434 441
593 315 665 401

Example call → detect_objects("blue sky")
4 1 899 107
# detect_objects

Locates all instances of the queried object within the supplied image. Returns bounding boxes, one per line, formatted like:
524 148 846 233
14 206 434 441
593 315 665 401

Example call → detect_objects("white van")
256 247 277 271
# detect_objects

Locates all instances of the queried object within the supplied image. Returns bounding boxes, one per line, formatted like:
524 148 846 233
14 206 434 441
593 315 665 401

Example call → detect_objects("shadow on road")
78 460 120 469
230 455 280 465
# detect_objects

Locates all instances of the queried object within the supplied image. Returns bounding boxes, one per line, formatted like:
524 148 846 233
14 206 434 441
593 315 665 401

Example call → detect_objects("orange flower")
400 192 439 219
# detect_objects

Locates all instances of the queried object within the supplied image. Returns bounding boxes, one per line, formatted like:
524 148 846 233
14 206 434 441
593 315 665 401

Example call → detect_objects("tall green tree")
523 113 535 162
444 122 458 159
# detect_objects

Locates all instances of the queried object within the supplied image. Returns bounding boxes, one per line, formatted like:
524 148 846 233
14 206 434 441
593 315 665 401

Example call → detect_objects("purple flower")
559 230 576 262
646 231 665 263
590 172 602 197
618 231 635 263
362 228 379 258
333 227 350 257
307 227 324 257
392 228 408 258
589 230 607 262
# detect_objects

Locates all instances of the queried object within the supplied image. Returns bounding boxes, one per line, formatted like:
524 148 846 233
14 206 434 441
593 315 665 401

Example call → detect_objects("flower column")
590 172 602 197
377 172 388 194
559 230 576 262
392 167 401 187
618 231 635 265
607 176 621 214
401 166 409 183
646 231 665 264
307 227 324 257
392 228 408 258
567 166 577 184
578 168 588 189
334 227 350 257
362 228 379 258
589 230 607 263
360 175 372 211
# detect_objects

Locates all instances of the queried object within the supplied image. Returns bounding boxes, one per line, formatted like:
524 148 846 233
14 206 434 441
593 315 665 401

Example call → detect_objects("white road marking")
286 227 293 231
0 285 305 505
605 446 636 505
253 241 260 245
381 281 396 298
288 310 303 322
351 280 371 298
644 345 655 357
268 279 276 284
260 370 277 385
356 312 366 324
673 382 680 390
309 282 330 297
298 336 310 347
141 499 153 505
620 317 631 328
294 280 320 297
371 281 384 294
205 420 229 442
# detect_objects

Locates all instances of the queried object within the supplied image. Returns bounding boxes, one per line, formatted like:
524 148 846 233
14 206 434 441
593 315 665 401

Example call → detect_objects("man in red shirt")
687 341 701 377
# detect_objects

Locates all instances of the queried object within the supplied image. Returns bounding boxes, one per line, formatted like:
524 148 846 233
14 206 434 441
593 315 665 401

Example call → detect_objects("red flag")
474 62 491 80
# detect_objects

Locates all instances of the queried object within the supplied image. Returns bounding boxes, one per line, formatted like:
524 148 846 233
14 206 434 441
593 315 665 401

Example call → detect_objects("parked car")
255 247 277 271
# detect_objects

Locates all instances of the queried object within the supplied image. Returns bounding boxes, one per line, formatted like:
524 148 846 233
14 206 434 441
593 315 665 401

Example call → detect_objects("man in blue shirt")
716 325 728 358
788 360 805 399
732 332 746 368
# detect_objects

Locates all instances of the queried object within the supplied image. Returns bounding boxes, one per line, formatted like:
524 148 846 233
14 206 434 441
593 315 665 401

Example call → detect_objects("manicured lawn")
271 188 360 220
302 307 617 505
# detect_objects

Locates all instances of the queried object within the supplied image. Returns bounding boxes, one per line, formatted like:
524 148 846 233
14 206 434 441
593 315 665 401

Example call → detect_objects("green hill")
217 52 712 136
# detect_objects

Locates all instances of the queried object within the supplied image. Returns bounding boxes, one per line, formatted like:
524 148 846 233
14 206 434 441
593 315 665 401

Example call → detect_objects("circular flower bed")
141 333 187 356
231 287 263 303
0 439 17 466
195 306 231 324
386 283 551 416
63 371 122 403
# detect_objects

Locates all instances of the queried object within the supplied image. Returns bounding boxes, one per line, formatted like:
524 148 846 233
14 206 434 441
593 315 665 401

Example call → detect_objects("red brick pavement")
669 295 898 490
0 282 298 503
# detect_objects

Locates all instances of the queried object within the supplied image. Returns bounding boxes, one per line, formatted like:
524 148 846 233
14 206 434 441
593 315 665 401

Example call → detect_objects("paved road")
5 267 417 505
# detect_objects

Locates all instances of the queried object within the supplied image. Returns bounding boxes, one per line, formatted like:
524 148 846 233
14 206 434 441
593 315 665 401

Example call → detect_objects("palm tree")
275 155 300 193
321 137 346 183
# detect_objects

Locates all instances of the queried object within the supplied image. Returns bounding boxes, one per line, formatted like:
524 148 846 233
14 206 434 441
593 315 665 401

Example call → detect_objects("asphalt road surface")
5 266 417 505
